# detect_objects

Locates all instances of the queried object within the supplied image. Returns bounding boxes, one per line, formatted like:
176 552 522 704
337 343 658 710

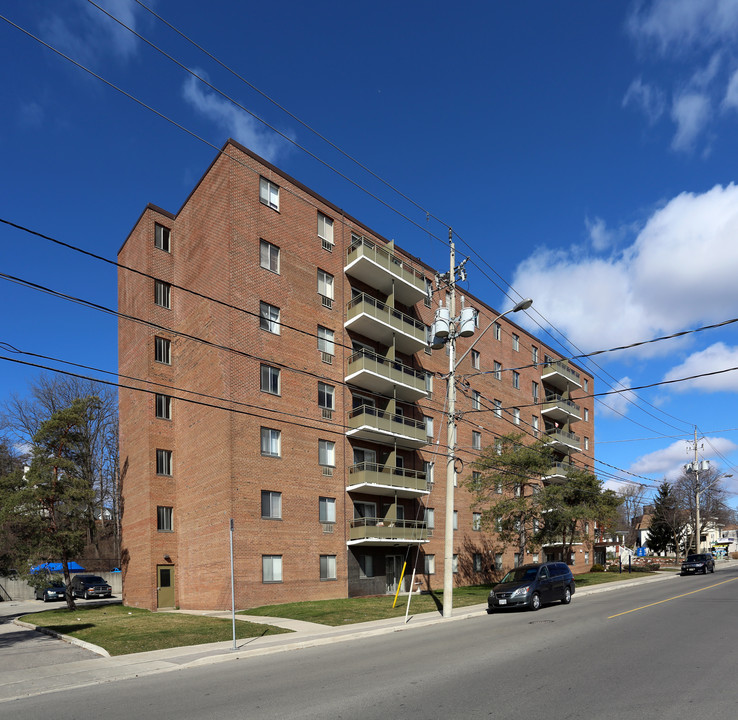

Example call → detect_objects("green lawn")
242 571 655 626
22 604 291 656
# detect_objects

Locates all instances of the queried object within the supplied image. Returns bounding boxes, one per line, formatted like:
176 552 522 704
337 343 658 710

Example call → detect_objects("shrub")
589 564 605 573
645 562 660 571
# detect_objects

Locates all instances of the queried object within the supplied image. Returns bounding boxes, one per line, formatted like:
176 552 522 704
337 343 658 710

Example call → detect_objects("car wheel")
43 594 49 603
561 587 572 605
710 565 715 573
529 593 541 611
486 607 494 614
703 567 707 574
84 590 90 600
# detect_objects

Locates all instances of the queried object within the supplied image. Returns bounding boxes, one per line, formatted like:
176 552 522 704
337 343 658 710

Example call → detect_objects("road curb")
13 619 110 657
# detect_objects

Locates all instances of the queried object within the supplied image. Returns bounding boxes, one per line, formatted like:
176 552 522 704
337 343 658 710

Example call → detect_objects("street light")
432 243 533 618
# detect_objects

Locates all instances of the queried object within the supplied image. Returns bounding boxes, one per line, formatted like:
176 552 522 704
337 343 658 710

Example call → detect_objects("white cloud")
597 377 637 418
630 436 738 478
723 68 738 109
670 92 711 151
182 74 288 162
622 77 665 124
663 342 738 392
511 183 738 356
585 216 615 251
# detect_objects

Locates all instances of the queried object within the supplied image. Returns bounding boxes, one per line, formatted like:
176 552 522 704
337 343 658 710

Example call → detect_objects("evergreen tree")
647 481 678 555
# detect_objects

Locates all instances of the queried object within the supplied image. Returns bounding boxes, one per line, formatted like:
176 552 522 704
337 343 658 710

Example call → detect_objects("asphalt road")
5 568 737 719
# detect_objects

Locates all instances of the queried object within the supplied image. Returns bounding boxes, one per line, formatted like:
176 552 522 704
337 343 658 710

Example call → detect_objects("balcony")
541 359 582 391
345 235 427 307
545 428 581 453
347 462 430 498
345 293 427 355
345 349 427 401
540 394 581 423
348 517 429 546
542 461 576 483
347 405 429 449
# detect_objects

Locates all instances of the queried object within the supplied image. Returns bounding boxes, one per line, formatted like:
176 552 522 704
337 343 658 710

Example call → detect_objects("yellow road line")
608 577 738 619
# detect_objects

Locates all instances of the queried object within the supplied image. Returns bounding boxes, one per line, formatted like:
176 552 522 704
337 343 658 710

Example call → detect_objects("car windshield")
685 555 704 562
501 567 539 583
86 577 106 583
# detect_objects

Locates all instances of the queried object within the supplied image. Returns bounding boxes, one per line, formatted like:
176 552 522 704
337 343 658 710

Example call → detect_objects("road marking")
608 577 738 619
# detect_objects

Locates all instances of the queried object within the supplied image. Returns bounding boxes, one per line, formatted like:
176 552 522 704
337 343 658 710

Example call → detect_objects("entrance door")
386 555 403 594
157 565 175 608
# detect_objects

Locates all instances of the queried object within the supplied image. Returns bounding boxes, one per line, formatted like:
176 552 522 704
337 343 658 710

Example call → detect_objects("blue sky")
3 0 738 509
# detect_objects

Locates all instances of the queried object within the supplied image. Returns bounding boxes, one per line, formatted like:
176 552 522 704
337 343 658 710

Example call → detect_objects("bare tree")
616 482 647 546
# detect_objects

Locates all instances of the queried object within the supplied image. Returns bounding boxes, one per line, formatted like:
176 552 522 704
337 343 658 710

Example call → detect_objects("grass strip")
22 604 291 656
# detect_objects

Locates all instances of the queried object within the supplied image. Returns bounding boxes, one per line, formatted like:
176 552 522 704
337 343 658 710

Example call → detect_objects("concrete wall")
0 572 123 601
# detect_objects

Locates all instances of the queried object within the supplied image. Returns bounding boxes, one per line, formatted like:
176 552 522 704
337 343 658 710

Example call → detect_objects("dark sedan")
681 553 715 575
34 582 67 602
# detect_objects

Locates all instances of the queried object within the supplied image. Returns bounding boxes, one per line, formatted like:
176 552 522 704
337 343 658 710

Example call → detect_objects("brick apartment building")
118 139 594 611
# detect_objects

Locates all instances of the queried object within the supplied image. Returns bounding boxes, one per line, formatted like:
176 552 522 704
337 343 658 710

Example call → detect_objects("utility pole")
686 428 707 554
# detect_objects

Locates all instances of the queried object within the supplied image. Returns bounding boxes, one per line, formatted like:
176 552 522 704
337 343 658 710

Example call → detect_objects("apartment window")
471 349 480 369
512 333 520 351
319 440 335 467
494 322 501 340
260 427 281 457
512 371 520 389
155 394 172 420
493 399 502 418
424 554 435 575
154 280 171 309
317 326 335 356
495 439 503 456
259 301 280 334
259 177 279 211
472 431 481 450
318 383 334 413
473 513 482 531
424 278 433 308
473 553 483 572
157 506 173 532
425 416 434 439
155 336 171 365
317 269 334 307
320 555 337 581
514 483 522 497
584 378 589 391
358 554 374 578
424 461 434 484
261 490 282 519
494 361 502 380
259 239 280 273
453 555 459 574
514 553 522 568
513 407 520 425
584 408 589 422
154 223 171 252
453 511 458 531
318 212 334 250
260 365 280 395
156 449 172 476
585 552 590 564
584 436 590 451
425 507 435 529
471 471 482 491
262 555 282 583
532 381 539 403
425 373 433 396
532 415 539 437
495 553 503 571
532 345 538 365
319 496 336 524
584 521 590 533
532 553 540 564
472 390 481 410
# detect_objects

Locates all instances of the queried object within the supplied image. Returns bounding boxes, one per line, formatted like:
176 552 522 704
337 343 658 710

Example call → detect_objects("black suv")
70 575 113 599
681 553 715 575
488 562 575 612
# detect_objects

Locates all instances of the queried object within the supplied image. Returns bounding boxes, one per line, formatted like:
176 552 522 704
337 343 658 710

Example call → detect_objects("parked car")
34 582 67 602
680 553 715 575
488 562 575 612
70 575 113 599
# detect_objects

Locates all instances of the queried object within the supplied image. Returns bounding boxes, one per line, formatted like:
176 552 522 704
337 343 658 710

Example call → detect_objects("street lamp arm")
455 298 532 370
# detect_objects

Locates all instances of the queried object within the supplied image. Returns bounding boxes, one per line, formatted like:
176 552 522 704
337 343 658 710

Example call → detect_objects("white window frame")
453 510 458 530
317 269 334 304
318 212 334 248
512 371 520 389
494 399 502 418
154 223 171 252
472 431 481 450
262 555 282 583
319 496 336 524
471 349 480 369
425 416 434 439
424 554 435 574
425 507 435 529
259 301 280 334
317 326 335 355
261 490 282 519
532 345 538 365
473 513 482 531
154 280 171 309
259 239 280 273
424 461 434 484
318 382 335 410
494 322 501 340
513 407 520 425
260 364 281 395
493 361 501 380
318 439 335 467
584 408 589 422
260 427 281 458
259 177 280 211
512 333 520 351
472 390 481 410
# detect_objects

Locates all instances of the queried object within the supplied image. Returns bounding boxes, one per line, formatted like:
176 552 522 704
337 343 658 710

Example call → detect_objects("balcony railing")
345 293 428 354
347 405 429 448
543 461 576 482
345 235 427 305
545 428 581 451
348 517 428 544
541 358 582 390
347 462 430 496
346 348 427 400
541 394 582 422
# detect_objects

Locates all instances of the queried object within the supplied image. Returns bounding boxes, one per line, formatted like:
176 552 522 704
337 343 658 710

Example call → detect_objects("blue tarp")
30 562 85 574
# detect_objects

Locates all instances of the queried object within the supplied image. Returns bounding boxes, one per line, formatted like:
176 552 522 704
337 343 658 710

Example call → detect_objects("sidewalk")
0 566 726 704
